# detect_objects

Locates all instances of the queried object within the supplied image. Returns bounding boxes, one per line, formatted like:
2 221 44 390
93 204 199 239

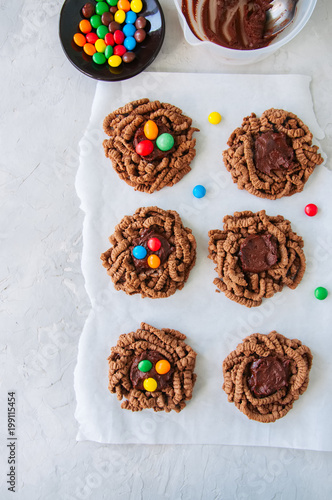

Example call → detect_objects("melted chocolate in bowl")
181 0 276 50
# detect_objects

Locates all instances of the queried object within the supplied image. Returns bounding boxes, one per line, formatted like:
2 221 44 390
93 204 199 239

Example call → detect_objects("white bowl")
173 0 317 65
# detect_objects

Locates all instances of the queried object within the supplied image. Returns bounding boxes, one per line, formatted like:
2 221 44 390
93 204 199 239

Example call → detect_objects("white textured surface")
1 0 332 498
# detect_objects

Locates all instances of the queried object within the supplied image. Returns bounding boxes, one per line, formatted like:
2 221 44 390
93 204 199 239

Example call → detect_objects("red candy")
113 44 126 56
148 237 161 252
113 29 125 45
86 32 98 44
305 203 318 217
136 140 154 156
104 32 115 46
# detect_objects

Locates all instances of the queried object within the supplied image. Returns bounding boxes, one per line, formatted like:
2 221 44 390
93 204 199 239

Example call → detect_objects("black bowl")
59 0 165 81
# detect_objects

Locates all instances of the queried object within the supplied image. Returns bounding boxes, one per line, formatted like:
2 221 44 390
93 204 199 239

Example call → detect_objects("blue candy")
125 10 137 24
132 245 147 259
123 23 136 37
193 185 206 198
124 36 137 51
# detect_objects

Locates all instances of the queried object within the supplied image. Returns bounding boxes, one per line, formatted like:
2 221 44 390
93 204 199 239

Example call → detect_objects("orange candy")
147 254 160 269
83 43 96 56
155 359 171 375
73 33 86 47
79 19 92 34
117 0 131 12
144 120 159 140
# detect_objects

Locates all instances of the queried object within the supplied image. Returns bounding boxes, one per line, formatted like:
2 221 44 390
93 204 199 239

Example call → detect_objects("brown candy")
109 21 121 33
122 51 136 63
101 12 113 26
135 28 146 43
135 16 147 29
82 2 95 18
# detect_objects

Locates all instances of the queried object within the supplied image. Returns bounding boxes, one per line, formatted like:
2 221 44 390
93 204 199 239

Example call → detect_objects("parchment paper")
74 73 332 450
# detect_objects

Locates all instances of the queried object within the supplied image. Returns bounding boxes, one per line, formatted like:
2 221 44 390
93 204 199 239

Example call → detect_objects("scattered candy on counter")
73 0 148 68
135 120 174 157
138 359 153 372
193 185 206 198
305 203 318 216
143 377 158 392
208 111 222 124
314 286 328 300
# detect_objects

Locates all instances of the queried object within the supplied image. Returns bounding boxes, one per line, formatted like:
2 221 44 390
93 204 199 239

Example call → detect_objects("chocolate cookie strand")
101 207 196 299
208 210 306 307
108 323 197 412
223 108 323 199
103 99 198 193
222 331 313 423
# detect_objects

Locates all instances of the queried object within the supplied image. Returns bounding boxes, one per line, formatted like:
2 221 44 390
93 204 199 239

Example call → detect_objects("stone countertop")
1 1 332 498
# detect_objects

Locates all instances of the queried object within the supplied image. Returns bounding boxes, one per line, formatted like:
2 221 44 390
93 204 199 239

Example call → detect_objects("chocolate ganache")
248 355 291 397
131 227 174 271
130 350 173 391
254 131 295 174
238 234 278 273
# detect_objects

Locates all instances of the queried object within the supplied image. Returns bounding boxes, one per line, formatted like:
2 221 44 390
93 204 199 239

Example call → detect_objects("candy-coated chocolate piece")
82 3 95 18
95 1 109 15
208 111 222 124
135 139 154 156
123 23 136 37
114 44 126 56
134 28 146 43
305 203 318 216
143 377 158 392
104 45 114 58
147 254 161 269
144 120 158 140
125 10 137 24
109 21 121 33
114 9 126 24
314 287 328 300
96 24 109 39
156 133 174 152
110 6 118 13
147 237 161 252
101 11 113 25
90 14 102 29
132 245 147 259
104 32 115 46
79 19 92 33
124 36 136 51
86 32 98 44
138 359 153 372
122 51 136 63
92 52 107 64
131 0 143 14
155 359 171 375
114 29 125 44
106 0 118 5
73 33 86 47
83 43 96 56
135 16 146 29
118 0 131 12
108 54 122 67
95 38 106 52
193 184 206 198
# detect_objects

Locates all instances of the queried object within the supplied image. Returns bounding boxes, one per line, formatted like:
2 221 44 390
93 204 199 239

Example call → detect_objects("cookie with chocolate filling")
223 108 323 199
222 331 313 423
208 210 306 307
103 98 198 193
108 323 197 412
101 206 196 298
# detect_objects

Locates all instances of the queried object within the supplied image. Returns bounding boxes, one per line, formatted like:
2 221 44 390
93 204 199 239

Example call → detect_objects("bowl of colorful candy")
59 0 165 80
174 0 317 65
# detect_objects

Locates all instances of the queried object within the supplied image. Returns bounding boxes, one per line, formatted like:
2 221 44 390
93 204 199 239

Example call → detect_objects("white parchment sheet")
75 73 332 450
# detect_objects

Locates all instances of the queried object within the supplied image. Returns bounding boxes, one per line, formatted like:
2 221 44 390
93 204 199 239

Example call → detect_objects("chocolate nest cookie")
208 210 306 307
222 331 313 423
223 108 323 199
103 98 198 193
108 323 197 412
101 206 196 298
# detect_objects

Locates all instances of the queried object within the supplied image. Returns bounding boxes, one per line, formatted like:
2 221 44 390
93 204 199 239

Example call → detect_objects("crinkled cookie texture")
208 210 306 308
108 323 197 412
101 206 196 298
103 98 198 193
222 331 313 423
223 108 323 199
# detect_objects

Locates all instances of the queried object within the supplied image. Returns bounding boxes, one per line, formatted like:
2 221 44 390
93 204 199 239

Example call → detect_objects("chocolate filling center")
130 350 173 391
254 131 295 174
131 227 174 271
238 234 278 273
247 355 291 397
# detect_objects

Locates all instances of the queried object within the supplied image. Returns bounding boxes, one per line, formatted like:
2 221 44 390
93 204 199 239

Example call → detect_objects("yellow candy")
114 9 126 24
143 377 157 392
108 55 122 67
95 39 106 53
155 359 171 375
147 254 160 268
144 120 159 140
131 0 143 14
208 111 222 125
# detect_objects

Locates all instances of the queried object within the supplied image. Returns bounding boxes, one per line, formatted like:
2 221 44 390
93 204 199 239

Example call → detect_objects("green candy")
138 359 153 373
90 14 102 29
156 133 174 152
92 52 106 65
314 287 328 300
95 2 109 15
106 0 118 5
104 45 113 59
96 24 109 39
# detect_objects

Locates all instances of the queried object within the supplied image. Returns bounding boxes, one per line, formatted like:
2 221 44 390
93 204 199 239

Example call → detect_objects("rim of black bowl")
59 0 165 81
